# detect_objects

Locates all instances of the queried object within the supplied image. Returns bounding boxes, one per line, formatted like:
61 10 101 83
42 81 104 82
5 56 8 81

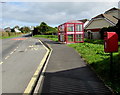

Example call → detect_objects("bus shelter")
58 20 84 44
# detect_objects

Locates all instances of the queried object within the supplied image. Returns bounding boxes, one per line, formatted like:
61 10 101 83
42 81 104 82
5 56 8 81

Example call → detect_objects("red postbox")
104 32 118 53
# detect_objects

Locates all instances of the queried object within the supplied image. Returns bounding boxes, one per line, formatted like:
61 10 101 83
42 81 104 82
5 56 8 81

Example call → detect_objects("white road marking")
5 56 10 60
29 45 34 48
0 62 3 65
34 48 38 51
14 49 17 51
25 49 27 52
10 51 14 55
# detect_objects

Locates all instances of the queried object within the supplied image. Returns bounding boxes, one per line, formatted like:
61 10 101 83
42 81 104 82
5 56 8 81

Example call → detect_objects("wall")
84 31 101 39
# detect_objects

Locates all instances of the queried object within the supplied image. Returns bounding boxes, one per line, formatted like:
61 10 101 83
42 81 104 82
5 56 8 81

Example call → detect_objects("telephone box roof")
65 20 83 23
59 20 83 26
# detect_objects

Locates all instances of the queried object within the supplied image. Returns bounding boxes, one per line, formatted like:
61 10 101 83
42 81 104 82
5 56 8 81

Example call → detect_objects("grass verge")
33 35 58 41
68 39 120 94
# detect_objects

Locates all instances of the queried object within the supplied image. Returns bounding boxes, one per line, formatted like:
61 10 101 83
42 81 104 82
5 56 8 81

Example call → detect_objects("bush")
1 32 22 39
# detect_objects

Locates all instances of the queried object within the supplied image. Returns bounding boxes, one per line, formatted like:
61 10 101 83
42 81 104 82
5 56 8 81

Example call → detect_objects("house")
85 7 119 39
4 27 11 32
14 28 21 33
104 7 120 19
13 26 21 33
0 28 5 32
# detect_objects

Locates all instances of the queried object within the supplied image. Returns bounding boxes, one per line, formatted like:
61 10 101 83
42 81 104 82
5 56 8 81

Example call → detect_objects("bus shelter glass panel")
67 24 74 32
60 34 65 42
76 34 83 41
59 25 65 32
67 34 74 42
75 24 83 31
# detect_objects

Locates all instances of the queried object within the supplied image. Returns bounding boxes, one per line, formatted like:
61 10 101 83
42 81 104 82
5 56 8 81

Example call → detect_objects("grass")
68 39 120 94
33 35 58 41
33 35 120 94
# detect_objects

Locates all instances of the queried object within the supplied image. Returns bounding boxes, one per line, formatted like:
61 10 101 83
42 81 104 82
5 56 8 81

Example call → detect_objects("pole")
110 52 113 81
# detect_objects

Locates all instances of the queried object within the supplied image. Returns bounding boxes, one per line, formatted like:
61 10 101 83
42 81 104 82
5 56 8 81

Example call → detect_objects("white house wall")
86 19 113 29
14 28 21 33
92 32 101 39
84 31 100 39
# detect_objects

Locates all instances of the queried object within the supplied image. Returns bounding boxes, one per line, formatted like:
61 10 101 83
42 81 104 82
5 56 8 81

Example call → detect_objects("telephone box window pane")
76 34 82 38
67 24 74 32
60 34 64 42
59 25 65 32
76 34 83 42
68 34 74 41
76 24 82 31
76 38 82 41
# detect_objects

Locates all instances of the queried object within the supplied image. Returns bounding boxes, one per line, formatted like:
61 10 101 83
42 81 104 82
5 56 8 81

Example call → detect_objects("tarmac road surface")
2 37 47 94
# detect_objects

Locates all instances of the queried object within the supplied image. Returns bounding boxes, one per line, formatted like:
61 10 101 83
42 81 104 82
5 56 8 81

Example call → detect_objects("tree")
14 25 19 29
39 22 49 34
33 27 38 36
20 26 31 33
34 22 58 35
116 19 120 40
46 26 57 35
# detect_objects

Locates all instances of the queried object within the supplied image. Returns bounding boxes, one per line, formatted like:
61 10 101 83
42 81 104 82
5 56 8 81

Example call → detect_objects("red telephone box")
58 20 84 44
104 32 118 53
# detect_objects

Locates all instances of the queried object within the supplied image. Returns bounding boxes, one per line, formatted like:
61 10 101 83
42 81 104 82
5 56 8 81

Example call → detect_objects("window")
67 34 74 42
76 34 82 39
59 25 65 32
76 38 83 41
60 34 65 42
76 34 83 42
76 24 82 31
67 24 74 32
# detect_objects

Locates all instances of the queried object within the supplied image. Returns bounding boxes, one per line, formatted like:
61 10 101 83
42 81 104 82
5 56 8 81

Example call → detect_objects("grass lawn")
33 35 120 94
68 39 120 94
1 35 21 39
33 35 58 41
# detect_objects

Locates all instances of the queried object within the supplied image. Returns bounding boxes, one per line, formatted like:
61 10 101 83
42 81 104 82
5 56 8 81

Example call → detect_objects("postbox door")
104 32 118 53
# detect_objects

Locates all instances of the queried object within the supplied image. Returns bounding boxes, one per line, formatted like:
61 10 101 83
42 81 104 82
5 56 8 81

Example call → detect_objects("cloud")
0 19 38 28
1 0 120 2
1 2 118 28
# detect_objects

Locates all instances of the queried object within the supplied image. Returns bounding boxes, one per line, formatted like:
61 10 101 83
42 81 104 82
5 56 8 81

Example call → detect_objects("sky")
0 1 119 28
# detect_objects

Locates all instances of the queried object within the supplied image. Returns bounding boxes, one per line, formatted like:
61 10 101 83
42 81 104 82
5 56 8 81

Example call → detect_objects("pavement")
2 37 47 94
39 38 112 95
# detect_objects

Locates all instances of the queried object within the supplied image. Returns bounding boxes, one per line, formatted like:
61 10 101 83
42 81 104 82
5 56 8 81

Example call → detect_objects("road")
1 34 32 59
1 36 47 94
2 37 23 59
